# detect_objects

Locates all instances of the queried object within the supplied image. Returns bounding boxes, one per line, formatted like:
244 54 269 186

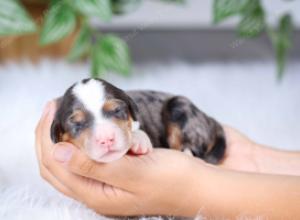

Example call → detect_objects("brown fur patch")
70 110 86 123
68 129 92 150
112 117 131 130
58 110 87 146
103 99 120 112
112 116 133 141
103 99 133 140
206 141 214 155
167 123 182 151
61 133 71 142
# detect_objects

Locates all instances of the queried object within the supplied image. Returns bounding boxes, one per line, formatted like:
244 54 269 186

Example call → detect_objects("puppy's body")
127 91 171 147
51 78 225 164
127 91 225 163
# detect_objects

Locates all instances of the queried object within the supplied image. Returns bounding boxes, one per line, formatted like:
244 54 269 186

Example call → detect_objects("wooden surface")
0 3 76 62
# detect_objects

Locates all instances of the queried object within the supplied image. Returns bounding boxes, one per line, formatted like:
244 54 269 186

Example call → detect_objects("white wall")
95 0 300 29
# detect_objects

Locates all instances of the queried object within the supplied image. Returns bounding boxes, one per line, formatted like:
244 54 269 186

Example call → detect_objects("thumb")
53 142 74 163
53 143 141 189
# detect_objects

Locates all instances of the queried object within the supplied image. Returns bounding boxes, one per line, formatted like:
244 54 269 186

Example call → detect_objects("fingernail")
53 145 73 162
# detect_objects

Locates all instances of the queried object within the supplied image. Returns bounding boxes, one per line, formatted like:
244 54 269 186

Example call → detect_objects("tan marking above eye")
103 99 121 112
70 110 86 123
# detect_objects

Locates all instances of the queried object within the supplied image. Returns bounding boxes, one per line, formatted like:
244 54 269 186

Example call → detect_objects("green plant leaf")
74 0 112 21
68 24 91 61
213 0 249 23
0 0 36 35
91 35 131 77
237 0 265 37
91 45 105 78
40 2 76 45
271 14 293 80
111 0 141 15
160 0 185 3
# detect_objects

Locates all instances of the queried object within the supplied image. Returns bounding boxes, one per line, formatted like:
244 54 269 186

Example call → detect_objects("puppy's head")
51 78 139 163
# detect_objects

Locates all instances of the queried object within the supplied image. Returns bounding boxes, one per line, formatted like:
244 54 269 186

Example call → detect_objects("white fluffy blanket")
0 59 299 220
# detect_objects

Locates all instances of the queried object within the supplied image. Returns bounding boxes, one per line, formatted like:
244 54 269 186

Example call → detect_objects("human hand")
35 101 207 217
219 126 260 172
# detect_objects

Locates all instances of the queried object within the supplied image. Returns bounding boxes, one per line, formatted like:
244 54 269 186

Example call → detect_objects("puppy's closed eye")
68 110 85 122
112 105 128 119
103 100 129 120
67 110 88 135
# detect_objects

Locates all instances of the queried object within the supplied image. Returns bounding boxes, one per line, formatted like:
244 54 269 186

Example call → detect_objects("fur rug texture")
0 59 299 220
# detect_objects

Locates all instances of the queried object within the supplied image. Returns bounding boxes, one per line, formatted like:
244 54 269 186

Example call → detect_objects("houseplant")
213 0 294 79
0 0 294 79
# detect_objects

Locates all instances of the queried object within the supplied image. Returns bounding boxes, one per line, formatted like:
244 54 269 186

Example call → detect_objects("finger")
35 101 54 174
45 147 132 209
36 100 57 163
34 102 76 199
40 101 57 150
37 104 88 197
37 100 56 167
53 143 144 191
35 101 53 157
35 101 52 138
39 100 60 164
39 162 76 199
36 101 94 199
48 167 135 216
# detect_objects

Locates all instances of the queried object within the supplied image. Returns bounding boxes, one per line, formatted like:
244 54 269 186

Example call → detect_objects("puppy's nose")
96 136 115 150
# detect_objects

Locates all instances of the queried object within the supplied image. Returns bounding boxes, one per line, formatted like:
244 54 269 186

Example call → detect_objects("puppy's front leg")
130 130 153 155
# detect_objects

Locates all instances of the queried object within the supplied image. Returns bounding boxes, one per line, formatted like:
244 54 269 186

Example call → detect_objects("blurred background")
0 0 299 219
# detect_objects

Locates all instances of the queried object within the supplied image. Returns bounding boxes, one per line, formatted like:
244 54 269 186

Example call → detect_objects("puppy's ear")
126 96 139 121
50 118 63 143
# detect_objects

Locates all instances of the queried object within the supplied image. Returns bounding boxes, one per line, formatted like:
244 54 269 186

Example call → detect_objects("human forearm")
221 126 300 176
191 163 300 219
254 144 300 176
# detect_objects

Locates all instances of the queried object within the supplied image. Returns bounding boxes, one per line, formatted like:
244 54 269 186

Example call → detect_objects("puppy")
51 78 226 163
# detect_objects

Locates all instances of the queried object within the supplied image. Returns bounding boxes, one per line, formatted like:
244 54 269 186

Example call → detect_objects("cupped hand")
35 101 265 217
35 101 207 217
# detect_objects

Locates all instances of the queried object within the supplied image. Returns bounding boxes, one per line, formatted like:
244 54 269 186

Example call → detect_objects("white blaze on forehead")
72 79 106 121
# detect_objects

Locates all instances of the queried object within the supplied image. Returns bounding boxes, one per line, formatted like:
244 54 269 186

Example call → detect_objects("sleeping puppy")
51 78 226 164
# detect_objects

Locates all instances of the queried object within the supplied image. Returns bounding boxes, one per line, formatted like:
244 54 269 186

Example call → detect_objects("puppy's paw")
130 130 153 155
183 148 193 156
